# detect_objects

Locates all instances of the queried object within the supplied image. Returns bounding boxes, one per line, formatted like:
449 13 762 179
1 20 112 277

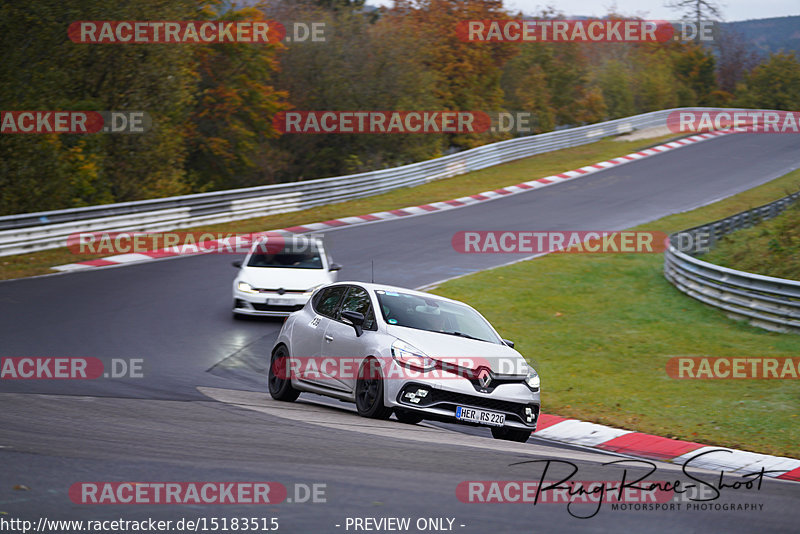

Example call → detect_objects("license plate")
267 298 291 305
455 406 505 427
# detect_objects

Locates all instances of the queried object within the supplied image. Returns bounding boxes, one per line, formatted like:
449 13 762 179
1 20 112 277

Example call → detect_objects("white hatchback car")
232 235 341 317
269 282 540 442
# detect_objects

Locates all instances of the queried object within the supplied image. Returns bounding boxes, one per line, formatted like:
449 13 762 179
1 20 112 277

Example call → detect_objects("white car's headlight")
525 367 540 391
237 281 258 294
391 340 435 371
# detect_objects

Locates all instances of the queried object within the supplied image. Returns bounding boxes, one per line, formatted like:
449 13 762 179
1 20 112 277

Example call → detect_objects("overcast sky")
368 1 800 22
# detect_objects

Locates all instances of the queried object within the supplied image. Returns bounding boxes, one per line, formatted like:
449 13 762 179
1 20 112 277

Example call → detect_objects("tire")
491 426 532 443
268 346 300 402
355 358 392 419
395 409 424 425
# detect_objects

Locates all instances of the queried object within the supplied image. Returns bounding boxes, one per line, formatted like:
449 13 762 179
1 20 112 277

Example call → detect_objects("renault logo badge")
478 368 492 388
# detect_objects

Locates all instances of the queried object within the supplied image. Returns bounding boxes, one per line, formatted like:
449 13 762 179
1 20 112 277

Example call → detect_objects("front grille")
398 383 539 427
465 375 525 393
256 288 306 294
251 303 304 312
431 361 527 393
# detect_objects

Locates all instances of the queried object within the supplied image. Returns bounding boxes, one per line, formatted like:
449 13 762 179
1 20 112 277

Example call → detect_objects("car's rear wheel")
355 358 392 419
268 346 300 402
395 409 424 425
491 426 532 443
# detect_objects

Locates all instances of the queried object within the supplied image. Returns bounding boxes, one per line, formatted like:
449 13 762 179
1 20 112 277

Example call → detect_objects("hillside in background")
724 16 800 55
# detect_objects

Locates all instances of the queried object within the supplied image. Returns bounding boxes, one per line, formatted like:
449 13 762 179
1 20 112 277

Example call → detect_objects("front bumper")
384 368 540 431
233 292 309 317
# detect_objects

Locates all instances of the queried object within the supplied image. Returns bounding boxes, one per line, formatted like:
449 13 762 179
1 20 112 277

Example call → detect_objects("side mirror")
502 339 515 348
329 263 342 272
232 260 242 268
341 310 365 337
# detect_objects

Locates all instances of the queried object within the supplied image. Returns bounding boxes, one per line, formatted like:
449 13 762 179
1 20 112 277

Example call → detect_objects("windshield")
375 290 501 344
246 239 324 269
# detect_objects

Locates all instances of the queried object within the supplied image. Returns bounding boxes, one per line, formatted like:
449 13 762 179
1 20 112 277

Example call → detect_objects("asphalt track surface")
1 133 800 532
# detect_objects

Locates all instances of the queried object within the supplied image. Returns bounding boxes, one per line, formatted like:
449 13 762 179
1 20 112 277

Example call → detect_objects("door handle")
324 334 334 342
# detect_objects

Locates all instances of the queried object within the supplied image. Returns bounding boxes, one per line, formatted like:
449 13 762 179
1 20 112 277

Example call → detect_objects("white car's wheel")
355 358 392 419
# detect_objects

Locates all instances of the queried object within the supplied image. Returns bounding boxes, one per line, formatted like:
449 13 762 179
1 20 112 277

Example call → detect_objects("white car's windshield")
247 240 324 269
375 290 501 344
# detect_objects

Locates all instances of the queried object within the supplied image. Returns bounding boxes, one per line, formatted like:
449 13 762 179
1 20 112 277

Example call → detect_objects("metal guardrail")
0 107 716 257
664 191 800 334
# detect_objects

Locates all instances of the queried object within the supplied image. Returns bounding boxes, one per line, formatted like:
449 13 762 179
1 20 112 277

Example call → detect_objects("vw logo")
277 288 286 295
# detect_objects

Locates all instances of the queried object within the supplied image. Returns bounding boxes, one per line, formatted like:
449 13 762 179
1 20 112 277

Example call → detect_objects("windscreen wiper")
441 330 483 341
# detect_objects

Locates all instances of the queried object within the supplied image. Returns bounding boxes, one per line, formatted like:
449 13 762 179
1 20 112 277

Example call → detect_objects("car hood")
386 326 530 377
238 267 330 290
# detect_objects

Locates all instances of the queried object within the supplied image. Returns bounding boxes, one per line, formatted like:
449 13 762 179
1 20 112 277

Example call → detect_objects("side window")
339 287 377 331
314 286 347 319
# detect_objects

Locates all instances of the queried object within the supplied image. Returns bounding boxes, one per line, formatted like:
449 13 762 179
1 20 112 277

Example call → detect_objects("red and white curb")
52 130 729 272
535 414 800 481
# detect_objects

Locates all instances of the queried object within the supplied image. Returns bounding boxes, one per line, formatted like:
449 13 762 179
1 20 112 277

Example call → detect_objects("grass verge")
0 133 681 281
703 200 800 280
431 168 800 458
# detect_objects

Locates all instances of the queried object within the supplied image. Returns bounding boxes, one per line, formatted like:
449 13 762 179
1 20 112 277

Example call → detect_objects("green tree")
672 44 718 105
633 48 680 112
735 53 800 110
598 60 634 119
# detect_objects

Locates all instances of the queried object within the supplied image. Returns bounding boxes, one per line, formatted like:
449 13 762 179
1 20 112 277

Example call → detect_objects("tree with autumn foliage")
501 10 606 131
267 1 445 180
388 0 518 148
184 2 289 191
734 52 800 110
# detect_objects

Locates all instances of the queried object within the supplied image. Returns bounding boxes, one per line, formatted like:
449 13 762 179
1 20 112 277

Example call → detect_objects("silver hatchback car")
269 282 540 442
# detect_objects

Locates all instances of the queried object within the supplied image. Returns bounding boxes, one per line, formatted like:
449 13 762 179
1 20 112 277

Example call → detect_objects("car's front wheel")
491 426 532 443
268 346 300 402
355 358 392 419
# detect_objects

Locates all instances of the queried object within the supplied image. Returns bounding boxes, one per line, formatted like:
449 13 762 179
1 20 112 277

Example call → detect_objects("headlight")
525 367 540 391
237 281 258 294
391 340 435 371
